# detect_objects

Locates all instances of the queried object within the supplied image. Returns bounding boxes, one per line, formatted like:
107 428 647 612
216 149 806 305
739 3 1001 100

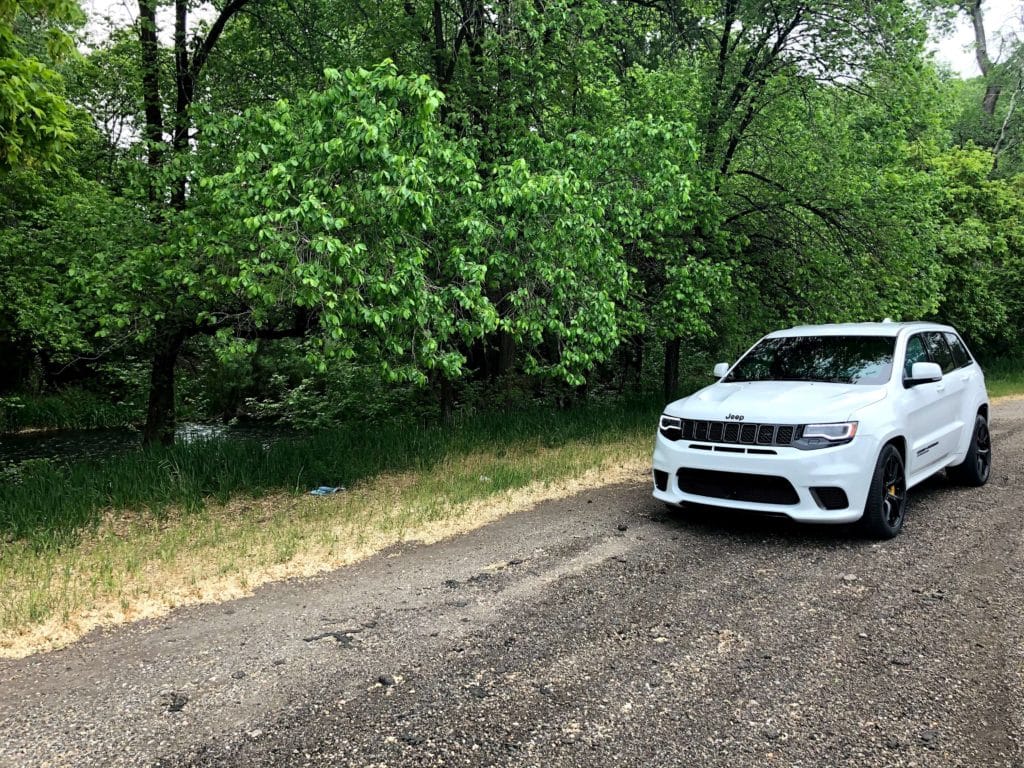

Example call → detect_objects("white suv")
653 322 991 538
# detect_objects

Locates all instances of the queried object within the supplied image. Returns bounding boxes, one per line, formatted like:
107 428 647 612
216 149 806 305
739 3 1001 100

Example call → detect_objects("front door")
902 333 958 479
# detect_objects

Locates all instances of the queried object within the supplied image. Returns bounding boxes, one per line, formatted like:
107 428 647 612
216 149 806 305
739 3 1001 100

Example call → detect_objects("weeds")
0 397 661 547
982 357 1024 399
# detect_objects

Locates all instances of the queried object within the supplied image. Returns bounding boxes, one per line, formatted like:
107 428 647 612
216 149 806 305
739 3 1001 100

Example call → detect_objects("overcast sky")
931 0 1022 76
84 0 1023 80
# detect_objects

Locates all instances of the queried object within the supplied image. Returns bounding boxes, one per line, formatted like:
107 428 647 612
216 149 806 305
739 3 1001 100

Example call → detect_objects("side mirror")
905 361 942 387
713 362 730 378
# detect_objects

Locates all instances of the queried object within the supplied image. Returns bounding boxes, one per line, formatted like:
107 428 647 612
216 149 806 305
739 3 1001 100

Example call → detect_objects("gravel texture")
1 400 1023 768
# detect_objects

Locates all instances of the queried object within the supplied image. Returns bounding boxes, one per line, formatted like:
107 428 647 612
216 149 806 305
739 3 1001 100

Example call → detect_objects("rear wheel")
947 414 991 487
860 443 907 539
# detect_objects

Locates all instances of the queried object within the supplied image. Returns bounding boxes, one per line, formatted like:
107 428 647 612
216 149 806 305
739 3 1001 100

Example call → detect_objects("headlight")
794 421 858 449
659 414 682 440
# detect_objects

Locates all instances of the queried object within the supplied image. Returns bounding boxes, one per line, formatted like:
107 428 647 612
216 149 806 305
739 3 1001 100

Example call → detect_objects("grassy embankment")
984 358 1024 399
0 399 659 657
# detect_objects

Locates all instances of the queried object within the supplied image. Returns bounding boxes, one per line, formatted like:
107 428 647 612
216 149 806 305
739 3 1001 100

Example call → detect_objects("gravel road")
2 401 1023 768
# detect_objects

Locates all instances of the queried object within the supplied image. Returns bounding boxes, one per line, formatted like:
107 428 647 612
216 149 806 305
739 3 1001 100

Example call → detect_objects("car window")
725 335 895 385
903 334 928 378
944 332 972 368
925 332 956 374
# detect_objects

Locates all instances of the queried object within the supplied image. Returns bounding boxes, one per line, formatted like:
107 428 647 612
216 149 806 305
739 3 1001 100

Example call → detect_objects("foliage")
1 0 1023 451
202 63 495 383
0 0 83 170
933 146 1024 351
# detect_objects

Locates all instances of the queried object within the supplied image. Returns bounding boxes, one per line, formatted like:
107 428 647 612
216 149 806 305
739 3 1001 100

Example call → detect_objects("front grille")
675 419 797 447
677 468 800 505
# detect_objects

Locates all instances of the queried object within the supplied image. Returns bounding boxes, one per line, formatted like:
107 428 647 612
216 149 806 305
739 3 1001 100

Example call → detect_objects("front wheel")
947 414 992 487
860 443 907 539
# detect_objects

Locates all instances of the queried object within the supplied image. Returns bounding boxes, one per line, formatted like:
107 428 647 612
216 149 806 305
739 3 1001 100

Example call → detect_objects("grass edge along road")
0 406 653 659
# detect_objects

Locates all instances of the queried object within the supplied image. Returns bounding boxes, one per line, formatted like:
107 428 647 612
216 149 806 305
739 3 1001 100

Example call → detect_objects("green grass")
0 390 140 433
983 357 1024 399
0 397 661 548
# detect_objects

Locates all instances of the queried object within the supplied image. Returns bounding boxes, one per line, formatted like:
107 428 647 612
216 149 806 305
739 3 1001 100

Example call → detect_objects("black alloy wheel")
949 414 992 487
861 443 907 539
881 450 907 530
972 419 992 481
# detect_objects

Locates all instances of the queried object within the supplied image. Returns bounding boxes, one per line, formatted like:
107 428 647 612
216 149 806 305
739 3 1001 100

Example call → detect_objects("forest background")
2 0 1024 532
3 0 1024 437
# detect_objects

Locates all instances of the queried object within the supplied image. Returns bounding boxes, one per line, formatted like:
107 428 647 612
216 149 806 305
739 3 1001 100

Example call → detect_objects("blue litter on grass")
309 486 345 496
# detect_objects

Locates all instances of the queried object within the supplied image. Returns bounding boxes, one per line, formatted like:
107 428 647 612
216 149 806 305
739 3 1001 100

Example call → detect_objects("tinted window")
725 336 895 385
904 334 928 378
925 332 956 374
944 332 972 368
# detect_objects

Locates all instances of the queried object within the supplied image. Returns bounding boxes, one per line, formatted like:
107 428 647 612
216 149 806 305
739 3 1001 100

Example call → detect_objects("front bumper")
652 431 880 524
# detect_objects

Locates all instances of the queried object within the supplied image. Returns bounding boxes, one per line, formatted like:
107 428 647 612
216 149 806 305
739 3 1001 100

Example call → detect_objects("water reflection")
0 423 293 469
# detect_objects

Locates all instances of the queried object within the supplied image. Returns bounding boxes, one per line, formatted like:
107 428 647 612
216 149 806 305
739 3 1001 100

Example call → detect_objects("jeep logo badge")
725 414 745 421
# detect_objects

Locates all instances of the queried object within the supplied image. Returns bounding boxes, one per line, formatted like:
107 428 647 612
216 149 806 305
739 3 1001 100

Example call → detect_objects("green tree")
933 146 1024 351
613 0 949 396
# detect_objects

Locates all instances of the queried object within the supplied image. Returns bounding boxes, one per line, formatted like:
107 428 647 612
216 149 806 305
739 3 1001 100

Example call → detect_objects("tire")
947 414 992 487
860 443 907 539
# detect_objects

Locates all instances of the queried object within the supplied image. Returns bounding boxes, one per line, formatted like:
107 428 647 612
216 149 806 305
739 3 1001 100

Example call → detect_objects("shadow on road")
638 470 955 548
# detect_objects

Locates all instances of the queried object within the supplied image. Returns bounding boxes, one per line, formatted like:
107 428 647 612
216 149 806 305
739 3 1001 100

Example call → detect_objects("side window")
904 334 928 378
944 332 972 368
925 332 956 374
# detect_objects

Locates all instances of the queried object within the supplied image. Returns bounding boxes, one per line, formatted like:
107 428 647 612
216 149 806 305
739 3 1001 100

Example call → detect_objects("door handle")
936 384 946 392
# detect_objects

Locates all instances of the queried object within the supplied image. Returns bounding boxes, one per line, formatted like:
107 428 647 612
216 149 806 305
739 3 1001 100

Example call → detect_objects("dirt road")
2 402 1023 768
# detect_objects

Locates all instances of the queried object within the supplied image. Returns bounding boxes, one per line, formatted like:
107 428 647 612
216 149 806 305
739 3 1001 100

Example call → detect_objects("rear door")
944 331 984 453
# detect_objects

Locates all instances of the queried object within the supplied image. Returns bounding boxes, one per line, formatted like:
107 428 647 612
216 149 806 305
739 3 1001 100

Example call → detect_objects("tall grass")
0 397 661 547
0 391 140 433
983 357 1024 399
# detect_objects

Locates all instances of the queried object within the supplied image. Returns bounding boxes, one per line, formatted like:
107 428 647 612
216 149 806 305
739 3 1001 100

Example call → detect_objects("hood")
666 381 888 423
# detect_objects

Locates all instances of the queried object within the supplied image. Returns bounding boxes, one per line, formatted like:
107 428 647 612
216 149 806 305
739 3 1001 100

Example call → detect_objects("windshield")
725 335 895 385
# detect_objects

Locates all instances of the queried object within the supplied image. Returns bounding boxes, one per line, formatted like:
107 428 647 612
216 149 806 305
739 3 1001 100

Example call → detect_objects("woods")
2 0 1023 443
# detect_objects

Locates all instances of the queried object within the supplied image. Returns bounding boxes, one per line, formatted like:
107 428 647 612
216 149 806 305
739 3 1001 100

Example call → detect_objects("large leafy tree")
609 0 949 396
933 146 1024 350
75 0 723 438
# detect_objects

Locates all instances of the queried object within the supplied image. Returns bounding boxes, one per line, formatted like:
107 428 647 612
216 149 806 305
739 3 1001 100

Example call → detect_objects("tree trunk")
138 0 164 189
663 337 681 403
497 330 515 375
439 377 455 425
142 330 186 447
982 83 1002 117
966 0 1002 115
171 0 191 207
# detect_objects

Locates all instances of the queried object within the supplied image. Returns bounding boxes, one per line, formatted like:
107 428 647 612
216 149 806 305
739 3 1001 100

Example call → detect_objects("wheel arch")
884 434 907 465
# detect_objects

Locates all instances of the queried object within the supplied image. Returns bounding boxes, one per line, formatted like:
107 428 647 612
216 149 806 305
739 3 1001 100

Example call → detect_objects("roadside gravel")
1 401 1022 768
